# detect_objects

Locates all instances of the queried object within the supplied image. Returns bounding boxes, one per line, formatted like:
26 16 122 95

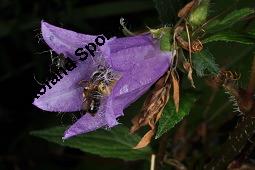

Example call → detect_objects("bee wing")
82 97 90 112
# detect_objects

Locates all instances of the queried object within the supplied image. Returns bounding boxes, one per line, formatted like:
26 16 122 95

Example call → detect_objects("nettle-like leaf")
192 49 219 77
153 0 187 25
206 8 255 33
203 31 255 44
155 92 198 139
31 125 151 160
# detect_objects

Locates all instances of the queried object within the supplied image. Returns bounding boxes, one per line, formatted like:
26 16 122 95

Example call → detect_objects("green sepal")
149 27 173 51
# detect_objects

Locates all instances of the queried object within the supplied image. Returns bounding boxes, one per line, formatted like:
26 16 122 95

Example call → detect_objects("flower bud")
189 0 210 27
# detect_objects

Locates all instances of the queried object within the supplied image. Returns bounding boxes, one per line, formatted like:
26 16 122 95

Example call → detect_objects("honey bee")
81 65 119 116
81 81 102 115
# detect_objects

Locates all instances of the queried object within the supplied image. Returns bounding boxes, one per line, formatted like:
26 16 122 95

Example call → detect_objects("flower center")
81 65 119 116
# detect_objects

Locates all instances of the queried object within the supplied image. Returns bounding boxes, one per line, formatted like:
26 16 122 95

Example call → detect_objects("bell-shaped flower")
33 21 172 139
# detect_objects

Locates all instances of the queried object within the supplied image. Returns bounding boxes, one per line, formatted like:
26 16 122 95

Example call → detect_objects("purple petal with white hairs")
34 22 102 112
41 21 99 59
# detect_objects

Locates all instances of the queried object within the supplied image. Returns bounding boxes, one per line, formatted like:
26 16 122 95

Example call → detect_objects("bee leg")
89 100 97 116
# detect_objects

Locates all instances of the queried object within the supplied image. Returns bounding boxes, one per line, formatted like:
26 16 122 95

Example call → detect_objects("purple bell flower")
33 21 172 139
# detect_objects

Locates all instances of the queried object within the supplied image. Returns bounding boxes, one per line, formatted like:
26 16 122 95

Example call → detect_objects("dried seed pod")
175 35 203 53
191 39 203 52
178 0 196 18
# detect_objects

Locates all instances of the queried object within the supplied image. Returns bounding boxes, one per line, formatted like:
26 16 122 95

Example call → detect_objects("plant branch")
247 56 255 96
205 114 255 170
205 58 255 169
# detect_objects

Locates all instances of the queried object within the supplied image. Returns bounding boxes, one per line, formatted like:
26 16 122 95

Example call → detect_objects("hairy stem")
247 56 255 96
205 114 255 170
205 57 255 169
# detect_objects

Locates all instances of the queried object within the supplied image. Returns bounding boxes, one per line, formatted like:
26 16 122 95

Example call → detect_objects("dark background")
0 0 255 170
0 0 160 169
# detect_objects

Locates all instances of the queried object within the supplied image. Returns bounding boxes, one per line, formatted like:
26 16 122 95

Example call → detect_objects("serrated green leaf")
156 92 198 139
219 8 254 26
153 0 186 25
203 31 255 44
206 8 255 33
31 125 151 160
192 49 220 77
205 19 220 31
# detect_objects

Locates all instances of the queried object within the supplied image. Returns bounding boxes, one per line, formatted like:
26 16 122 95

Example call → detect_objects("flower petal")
63 110 107 139
34 21 110 112
41 21 98 59
63 95 118 139
102 34 154 71
33 58 97 112
109 35 172 109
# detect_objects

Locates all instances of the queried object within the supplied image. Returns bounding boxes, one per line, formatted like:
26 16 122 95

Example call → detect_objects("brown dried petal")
172 70 180 112
131 71 172 148
178 0 196 18
133 129 156 149
183 62 195 88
